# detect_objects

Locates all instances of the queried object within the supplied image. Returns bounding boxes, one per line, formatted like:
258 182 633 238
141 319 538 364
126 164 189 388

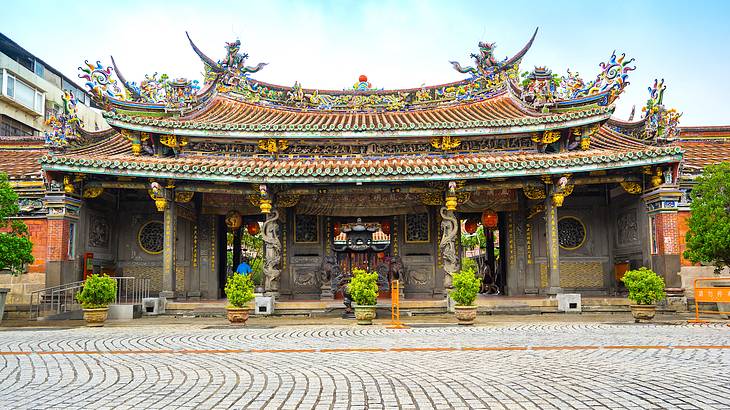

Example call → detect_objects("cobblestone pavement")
0 322 729 409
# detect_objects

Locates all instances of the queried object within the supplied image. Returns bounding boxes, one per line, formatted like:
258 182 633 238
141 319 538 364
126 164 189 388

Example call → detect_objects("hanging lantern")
225 210 243 231
481 209 498 230
333 222 341 236
464 218 478 234
381 220 391 235
246 221 260 236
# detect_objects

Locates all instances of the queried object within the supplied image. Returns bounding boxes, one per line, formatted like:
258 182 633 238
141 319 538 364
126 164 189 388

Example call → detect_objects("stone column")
262 207 281 298
232 227 242 270
160 197 177 299
545 196 562 295
438 206 459 289
642 185 683 288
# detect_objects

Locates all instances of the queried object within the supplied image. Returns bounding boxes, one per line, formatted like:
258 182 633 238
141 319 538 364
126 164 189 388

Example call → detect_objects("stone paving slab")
0 323 728 409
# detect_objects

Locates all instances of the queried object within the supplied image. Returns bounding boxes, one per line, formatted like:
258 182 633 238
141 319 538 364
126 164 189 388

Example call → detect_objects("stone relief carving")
617 211 639 244
262 209 281 293
88 214 110 248
438 206 459 288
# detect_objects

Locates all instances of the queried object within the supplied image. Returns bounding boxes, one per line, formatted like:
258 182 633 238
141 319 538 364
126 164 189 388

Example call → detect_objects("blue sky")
3 0 728 125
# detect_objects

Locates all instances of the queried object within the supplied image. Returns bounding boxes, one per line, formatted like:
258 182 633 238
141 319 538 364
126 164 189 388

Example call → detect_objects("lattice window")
138 221 164 254
405 213 429 243
295 215 318 243
558 217 586 250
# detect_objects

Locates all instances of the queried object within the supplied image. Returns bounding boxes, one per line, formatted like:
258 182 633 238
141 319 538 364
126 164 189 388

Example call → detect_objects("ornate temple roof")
104 92 614 138
39 126 682 183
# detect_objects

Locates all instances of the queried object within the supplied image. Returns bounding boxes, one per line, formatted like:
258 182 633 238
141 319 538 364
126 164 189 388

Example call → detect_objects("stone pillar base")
547 287 563 296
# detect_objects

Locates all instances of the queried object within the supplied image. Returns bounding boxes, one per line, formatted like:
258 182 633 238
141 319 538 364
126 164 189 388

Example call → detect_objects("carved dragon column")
439 206 459 289
261 184 281 298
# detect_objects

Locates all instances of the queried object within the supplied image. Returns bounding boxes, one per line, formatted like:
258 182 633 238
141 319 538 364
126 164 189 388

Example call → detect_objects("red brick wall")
24 219 48 272
653 212 680 255
47 219 69 262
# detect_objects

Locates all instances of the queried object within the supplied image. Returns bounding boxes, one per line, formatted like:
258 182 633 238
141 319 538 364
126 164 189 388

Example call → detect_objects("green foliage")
461 225 486 250
461 257 478 274
684 162 730 273
349 268 379 306
621 267 666 305
224 273 255 308
0 173 34 275
76 274 117 309
450 268 482 306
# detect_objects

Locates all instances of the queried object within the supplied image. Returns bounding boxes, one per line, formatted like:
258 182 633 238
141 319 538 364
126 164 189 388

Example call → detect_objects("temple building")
1 29 728 307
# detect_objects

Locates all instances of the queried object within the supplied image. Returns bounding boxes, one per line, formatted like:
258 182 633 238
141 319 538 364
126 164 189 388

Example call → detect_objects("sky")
2 0 729 125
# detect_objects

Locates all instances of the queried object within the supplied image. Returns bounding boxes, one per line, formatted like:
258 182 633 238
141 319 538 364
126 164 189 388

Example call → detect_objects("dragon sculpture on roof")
450 28 538 81
186 33 267 89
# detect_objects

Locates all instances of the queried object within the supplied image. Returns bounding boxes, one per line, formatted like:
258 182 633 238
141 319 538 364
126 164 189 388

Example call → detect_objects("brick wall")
24 219 48 272
653 212 680 255
47 219 69 261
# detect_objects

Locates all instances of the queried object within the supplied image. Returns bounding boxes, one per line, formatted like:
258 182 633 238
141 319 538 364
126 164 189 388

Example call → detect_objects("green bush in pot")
621 267 666 322
349 268 379 325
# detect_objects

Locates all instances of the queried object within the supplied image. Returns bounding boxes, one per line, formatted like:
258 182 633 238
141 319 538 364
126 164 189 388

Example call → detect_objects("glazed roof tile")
676 140 730 173
0 148 46 180
41 132 682 183
105 93 614 135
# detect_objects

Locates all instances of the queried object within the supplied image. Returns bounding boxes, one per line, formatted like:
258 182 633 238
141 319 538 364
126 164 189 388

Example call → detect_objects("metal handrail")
29 276 151 320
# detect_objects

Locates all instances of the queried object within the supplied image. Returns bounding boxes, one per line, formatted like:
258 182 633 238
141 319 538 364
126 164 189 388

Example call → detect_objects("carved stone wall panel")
616 210 639 245
402 255 434 291
88 214 110 249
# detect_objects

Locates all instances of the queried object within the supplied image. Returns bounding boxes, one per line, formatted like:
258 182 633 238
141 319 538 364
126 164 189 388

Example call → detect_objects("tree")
0 172 34 275
684 162 730 273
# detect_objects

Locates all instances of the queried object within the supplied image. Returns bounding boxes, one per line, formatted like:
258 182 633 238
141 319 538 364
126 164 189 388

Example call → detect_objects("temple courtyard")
1 317 729 409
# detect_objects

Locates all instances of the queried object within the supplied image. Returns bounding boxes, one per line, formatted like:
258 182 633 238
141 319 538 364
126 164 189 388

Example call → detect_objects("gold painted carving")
159 134 188 149
523 185 546 200
420 192 443 206
431 136 461 151
175 191 194 203
259 139 289 154
276 194 300 208
531 130 561 144
63 176 74 194
148 189 167 212
82 187 104 199
620 181 642 194
651 168 663 187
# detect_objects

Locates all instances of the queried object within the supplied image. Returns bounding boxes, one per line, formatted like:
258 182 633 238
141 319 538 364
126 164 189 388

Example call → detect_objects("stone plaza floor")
0 317 729 409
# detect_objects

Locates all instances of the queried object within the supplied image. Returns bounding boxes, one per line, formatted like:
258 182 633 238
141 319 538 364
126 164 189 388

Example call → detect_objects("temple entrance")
332 217 393 298
460 212 507 295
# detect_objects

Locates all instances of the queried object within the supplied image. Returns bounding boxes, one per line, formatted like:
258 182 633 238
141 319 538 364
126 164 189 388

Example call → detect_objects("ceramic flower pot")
454 305 477 326
83 307 109 327
354 305 377 325
227 307 250 324
630 304 657 322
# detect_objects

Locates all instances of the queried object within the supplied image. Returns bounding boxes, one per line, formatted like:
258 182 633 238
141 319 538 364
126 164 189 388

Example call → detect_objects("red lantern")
333 222 341 236
464 218 478 234
381 220 391 235
481 209 498 230
246 221 260 236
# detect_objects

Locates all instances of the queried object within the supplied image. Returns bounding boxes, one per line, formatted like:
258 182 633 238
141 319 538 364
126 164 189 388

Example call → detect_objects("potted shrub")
76 274 117 327
349 269 379 325
621 267 666 322
224 274 255 324
450 268 482 325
